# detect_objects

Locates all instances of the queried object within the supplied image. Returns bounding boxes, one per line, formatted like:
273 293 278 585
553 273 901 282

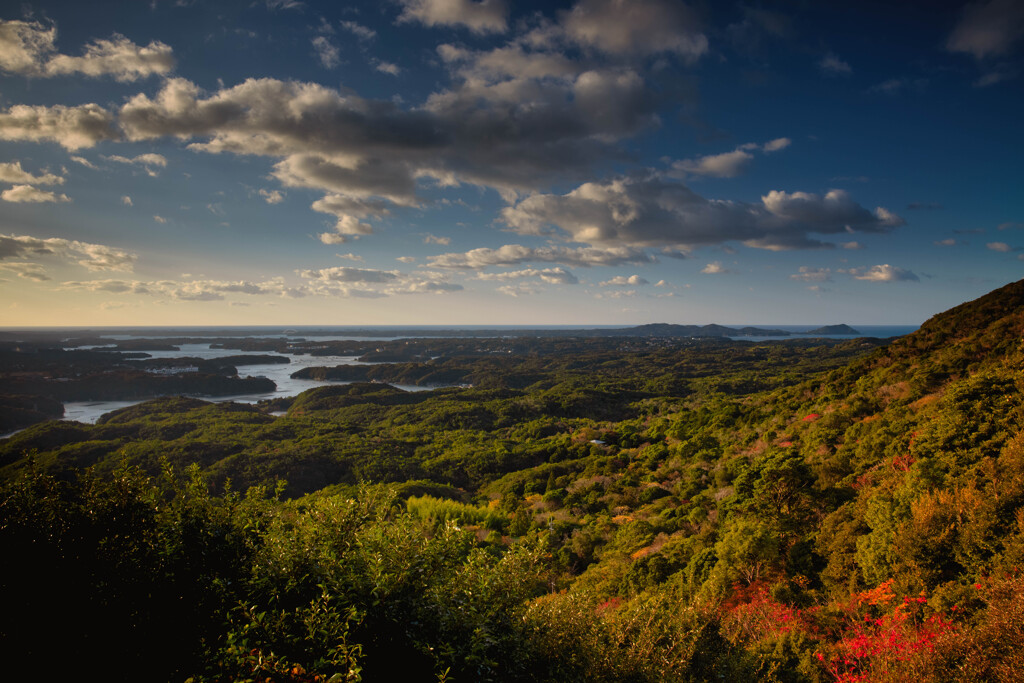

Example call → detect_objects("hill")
1 279 1022 682
801 324 861 335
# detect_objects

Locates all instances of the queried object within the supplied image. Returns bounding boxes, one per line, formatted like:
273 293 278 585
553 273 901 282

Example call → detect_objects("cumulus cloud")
70 156 98 169
673 149 753 178
63 277 289 301
0 103 118 150
818 52 852 74
790 266 832 282
396 256 417 263
561 0 707 59
840 241 864 250
477 267 578 284
501 176 903 252
0 233 136 272
0 19 56 75
986 241 1013 252
0 20 174 81
424 233 451 245
0 161 63 185
396 0 510 35
701 261 731 274
297 266 400 283
1 184 71 203
428 243 654 268
672 139 790 178
374 60 401 76
259 189 284 204
497 283 539 297
947 0 1024 59
121 195 133 206
61 270 463 300
600 274 648 286
105 152 167 176
115 57 663 212
45 35 175 81
845 264 919 282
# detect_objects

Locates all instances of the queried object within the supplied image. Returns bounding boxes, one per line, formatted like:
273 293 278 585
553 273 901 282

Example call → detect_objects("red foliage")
816 582 958 682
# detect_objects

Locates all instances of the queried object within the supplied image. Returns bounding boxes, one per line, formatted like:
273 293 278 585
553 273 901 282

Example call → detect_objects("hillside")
1 280 1022 682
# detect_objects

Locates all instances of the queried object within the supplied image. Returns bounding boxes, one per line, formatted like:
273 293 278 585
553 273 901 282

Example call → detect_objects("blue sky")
0 0 1021 326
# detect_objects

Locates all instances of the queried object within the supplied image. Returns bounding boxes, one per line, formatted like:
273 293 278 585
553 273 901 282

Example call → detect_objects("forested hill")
1 280 1022 682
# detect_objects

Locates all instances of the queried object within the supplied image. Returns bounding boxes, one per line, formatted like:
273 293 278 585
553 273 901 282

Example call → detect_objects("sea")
3 324 919 427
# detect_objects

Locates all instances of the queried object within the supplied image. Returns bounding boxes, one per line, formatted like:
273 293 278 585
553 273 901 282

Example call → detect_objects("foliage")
1 278 1023 680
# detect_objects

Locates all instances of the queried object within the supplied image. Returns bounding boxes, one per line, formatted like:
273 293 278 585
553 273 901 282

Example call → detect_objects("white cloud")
396 0 510 35
790 266 832 282
600 274 648 286
594 289 638 299
0 20 174 81
0 161 63 185
845 264 919 282
497 283 538 297
424 233 451 245
987 241 1012 252
0 233 136 272
45 35 175 81
934 238 958 246
374 60 401 76
340 21 376 40
672 138 790 178
298 266 400 283
0 103 118 150
1 184 71 203
428 243 654 268
396 256 417 263
336 252 364 262
259 189 284 204
0 19 56 75
701 261 730 274
502 177 903 252
311 194 384 241
818 52 852 74
106 153 167 176
673 149 753 178
762 137 791 152
477 267 578 284
319 232 349 245
70 156 98 169
947 0 1024 59
561 0 707 59
312 36 340 69
121 195 133 206
153 215 167 223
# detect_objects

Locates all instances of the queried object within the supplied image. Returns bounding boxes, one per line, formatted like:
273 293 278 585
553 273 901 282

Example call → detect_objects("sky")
0 0 1021 327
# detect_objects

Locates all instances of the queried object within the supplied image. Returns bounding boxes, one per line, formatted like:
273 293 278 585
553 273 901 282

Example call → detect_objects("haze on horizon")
0 0 1021 327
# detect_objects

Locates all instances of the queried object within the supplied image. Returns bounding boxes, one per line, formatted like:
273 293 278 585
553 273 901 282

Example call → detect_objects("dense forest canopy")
1 279 1022 682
